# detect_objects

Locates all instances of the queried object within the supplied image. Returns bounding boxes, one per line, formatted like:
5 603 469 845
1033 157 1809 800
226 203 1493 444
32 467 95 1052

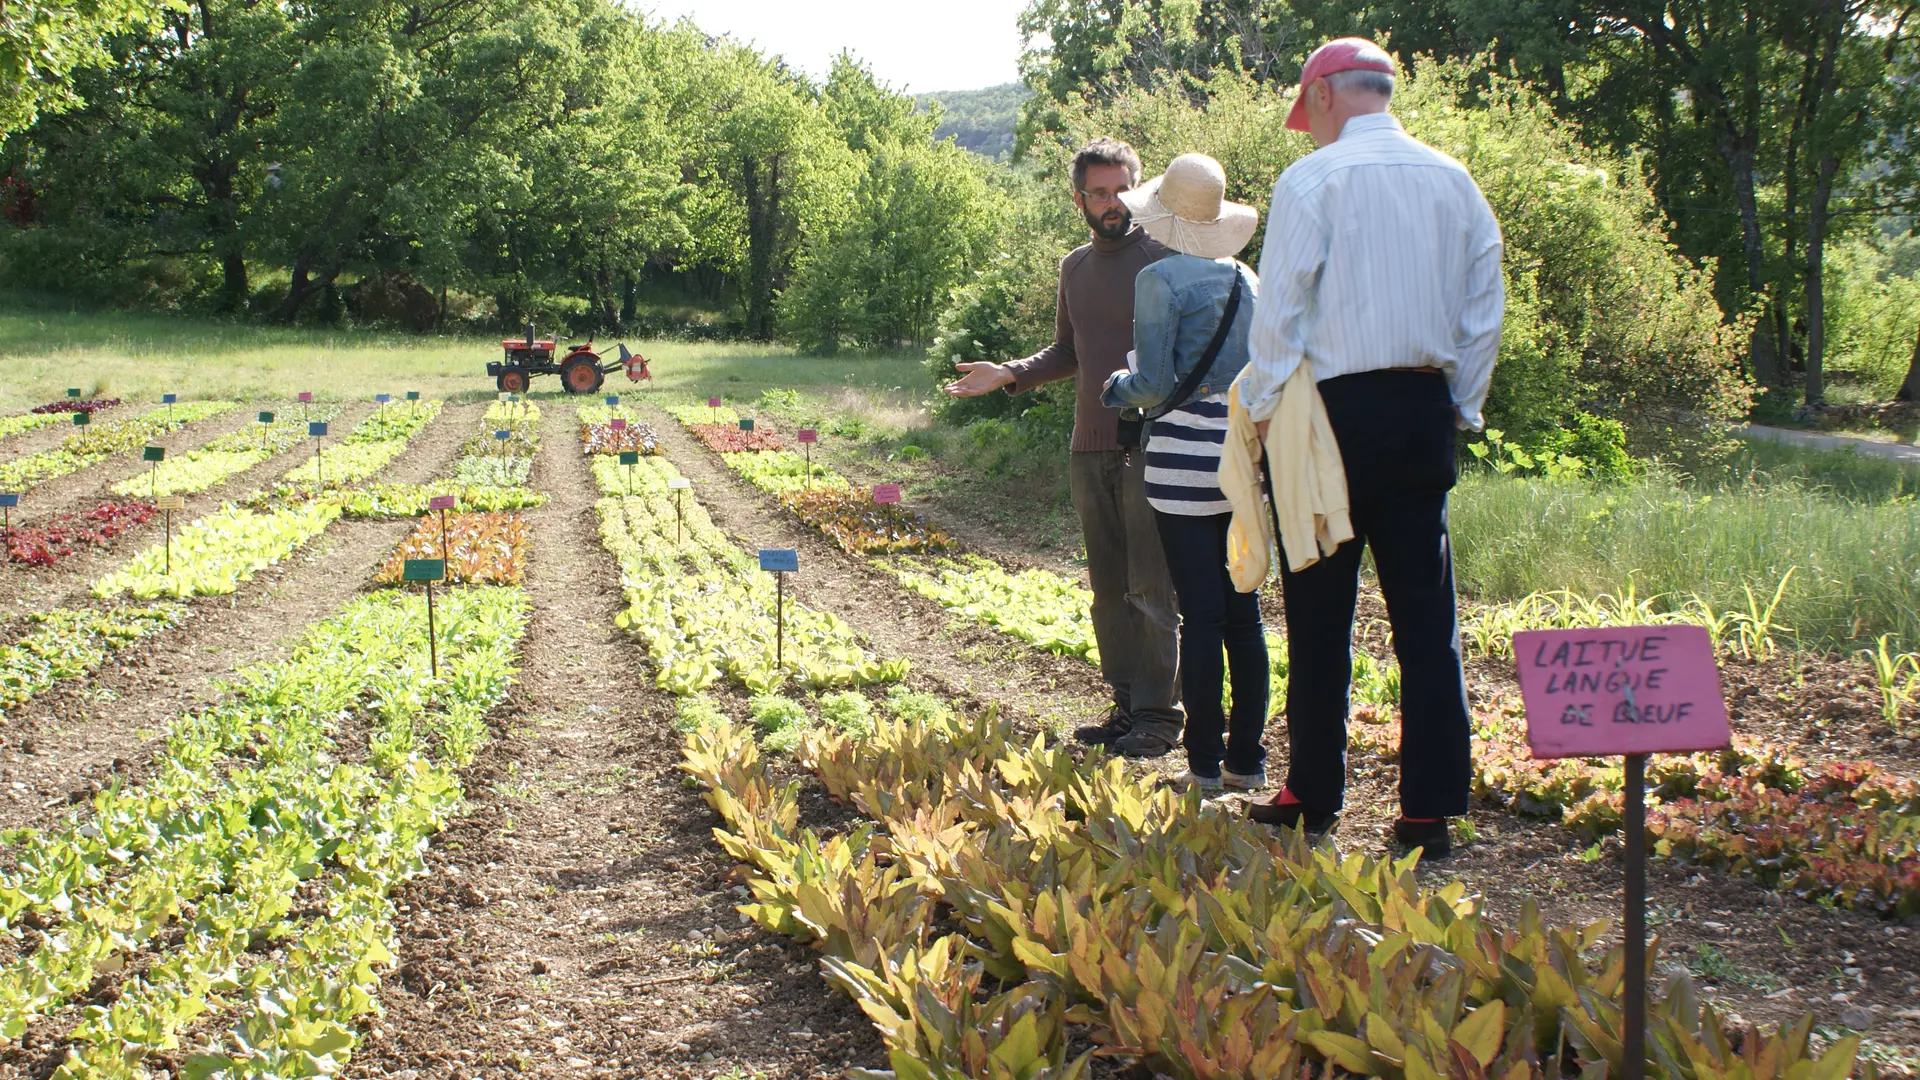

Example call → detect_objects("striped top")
1144 392 1231 515
1241 113 1505 430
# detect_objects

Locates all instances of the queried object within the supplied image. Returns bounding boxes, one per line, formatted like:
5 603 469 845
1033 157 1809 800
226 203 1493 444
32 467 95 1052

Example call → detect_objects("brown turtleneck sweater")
1007 227 1169 452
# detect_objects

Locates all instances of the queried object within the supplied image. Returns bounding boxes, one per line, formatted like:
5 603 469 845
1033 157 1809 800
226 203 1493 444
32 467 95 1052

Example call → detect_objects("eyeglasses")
1076 185 1132 206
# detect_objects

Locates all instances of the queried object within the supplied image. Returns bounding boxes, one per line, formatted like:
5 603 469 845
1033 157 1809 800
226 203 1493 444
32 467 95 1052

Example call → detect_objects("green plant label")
739 418 755 431
406 391 421 401
143 446 165 462
258 411 275 424
402 559 446 582
66 388 81 398
618 451 639 465
72 412 90 426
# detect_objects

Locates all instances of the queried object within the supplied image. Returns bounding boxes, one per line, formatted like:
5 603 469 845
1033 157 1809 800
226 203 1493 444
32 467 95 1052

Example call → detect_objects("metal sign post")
403 559 448 676
375 393 392 413
309 421 329 484
156 495 184 573
669 477 690 543
0 494 16 551
407 390 420 416
738 416 755 451
298 391 313 424
798 429 818 487
72 411 90 443
66 388 81 400
429 494 456 579
1514 624 1733 1080
708 396 721 423
495 429 511 459
758 549 799 669
162 393 176 423
257 410 275 452
143 445 165 501
604 394 619 408
618 450 639 492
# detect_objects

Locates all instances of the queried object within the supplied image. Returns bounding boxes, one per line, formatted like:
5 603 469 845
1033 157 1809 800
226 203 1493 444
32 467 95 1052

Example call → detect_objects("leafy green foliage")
722 451 853 496
0 604 188 712
110 406 342 497
332 483 547 519
889 554 1099 662
0 412 64 440
916 83 1030 160
683 705 1858 1080
91 501 341 599
594 454 906 695
0 402 235 492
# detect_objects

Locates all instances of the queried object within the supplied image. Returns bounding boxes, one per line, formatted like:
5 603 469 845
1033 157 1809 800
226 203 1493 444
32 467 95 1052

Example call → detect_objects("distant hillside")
917 83 1032 160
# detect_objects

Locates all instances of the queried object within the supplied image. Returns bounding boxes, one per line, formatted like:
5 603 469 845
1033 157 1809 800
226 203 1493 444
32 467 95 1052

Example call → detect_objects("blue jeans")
1153 510 1268 777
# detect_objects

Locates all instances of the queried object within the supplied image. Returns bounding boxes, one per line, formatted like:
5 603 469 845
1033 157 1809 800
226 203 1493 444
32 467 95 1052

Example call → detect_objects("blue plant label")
0 494 17 508
494 429 511 441
604 395 619 406
758 549 799 573
308 422 328 437
161 393 177 404
375 393 392 403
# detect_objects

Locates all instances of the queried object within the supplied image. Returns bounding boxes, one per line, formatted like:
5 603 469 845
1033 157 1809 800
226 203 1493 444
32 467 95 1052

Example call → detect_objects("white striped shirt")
1144 393 1231 515
1240 113 1504 429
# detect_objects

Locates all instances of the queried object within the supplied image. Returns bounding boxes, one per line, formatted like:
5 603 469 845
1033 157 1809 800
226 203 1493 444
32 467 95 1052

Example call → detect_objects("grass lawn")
0 298 923 411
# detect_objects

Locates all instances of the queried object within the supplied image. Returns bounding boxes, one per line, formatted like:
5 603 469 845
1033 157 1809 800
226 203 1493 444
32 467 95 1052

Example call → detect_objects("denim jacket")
1100 253 1258 416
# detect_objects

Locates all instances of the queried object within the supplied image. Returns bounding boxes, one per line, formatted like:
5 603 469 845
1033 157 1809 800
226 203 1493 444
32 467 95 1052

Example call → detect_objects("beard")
1083 203 1131 240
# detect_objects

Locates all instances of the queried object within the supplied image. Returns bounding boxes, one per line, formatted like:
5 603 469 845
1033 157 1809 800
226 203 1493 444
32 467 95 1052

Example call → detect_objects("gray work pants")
1069 449 1184 740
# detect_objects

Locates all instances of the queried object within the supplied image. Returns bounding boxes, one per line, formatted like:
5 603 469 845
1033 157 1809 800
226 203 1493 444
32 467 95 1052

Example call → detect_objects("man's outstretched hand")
943 361 1015 397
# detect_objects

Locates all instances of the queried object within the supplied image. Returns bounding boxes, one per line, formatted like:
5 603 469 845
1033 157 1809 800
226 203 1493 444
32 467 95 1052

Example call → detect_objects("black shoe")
1247 796 1338 837
1111 730 1178 758
1390 818 1452 860
1072 706 1132 747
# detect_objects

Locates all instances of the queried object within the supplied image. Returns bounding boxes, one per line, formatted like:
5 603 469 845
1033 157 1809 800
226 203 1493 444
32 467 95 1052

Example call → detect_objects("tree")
0 0 183 135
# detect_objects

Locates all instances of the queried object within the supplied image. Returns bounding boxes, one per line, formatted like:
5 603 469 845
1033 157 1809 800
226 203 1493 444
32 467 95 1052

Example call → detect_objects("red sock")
1277 788 1303 806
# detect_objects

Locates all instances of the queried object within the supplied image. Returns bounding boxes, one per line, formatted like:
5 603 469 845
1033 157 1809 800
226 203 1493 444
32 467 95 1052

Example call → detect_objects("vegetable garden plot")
452 400 540 488
0 401 235 493
279 401 444 490
0 585 528 1074
0 604 188 712
334 482 547 518
721 450 853 495
575 404 660 455
374 511 529 585
593 455 906 694
3 500 155 566
888 554 1099 661
0 412 65 441
781 487 952 555
682 707 1860 1080
90 500 342 599
108 405 343 498
30 399 121 415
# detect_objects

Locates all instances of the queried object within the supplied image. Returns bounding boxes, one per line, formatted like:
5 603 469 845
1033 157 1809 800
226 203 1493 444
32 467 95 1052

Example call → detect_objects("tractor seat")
501 338 557 350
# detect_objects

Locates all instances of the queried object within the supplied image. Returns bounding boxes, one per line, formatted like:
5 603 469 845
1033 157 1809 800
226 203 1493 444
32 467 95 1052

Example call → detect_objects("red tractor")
487 322 651 394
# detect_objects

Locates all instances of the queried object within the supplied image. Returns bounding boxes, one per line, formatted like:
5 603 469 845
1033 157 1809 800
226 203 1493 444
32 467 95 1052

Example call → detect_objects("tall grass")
1450 468 1919 650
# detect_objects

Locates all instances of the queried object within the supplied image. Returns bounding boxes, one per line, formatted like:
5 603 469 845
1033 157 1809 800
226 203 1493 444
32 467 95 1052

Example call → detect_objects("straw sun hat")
1118 153 1258 260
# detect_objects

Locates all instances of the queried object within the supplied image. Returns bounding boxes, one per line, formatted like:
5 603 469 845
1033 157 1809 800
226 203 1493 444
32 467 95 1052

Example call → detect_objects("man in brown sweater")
943 138 1184 756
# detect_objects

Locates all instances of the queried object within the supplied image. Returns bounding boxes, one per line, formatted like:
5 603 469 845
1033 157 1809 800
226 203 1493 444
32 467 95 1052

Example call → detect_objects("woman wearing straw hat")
1101 153 1266 794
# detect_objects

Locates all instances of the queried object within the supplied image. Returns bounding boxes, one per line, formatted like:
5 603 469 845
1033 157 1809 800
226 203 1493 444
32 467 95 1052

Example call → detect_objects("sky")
637 0 1032 93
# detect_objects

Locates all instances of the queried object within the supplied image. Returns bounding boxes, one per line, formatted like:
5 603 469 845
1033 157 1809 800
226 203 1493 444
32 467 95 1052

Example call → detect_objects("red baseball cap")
1286 38 1397 132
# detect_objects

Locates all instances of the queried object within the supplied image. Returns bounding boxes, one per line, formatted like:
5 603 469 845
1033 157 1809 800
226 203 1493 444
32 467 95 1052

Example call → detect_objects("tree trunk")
1803 151 1836 407
619 273 637 329
277 252 317 324
1897 326 1920 402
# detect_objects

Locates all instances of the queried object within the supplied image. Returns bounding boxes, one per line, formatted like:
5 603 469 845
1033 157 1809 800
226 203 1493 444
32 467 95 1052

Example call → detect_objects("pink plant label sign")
610 418 627 431
1514 625 1731 759
297 392 313 403
428 495 457 511
872 483 902 504
797 429 818 444
707 397 722 408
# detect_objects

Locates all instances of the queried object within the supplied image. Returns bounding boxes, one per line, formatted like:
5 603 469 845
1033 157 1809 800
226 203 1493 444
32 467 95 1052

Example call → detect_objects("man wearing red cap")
1240 38 1505 859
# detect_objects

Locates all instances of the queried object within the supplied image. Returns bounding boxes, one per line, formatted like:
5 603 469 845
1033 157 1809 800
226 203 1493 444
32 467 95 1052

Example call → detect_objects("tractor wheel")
496 368 530 394
559 355 604 394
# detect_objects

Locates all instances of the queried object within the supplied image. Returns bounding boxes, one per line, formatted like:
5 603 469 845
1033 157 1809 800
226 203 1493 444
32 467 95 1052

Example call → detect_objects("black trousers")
1153 510 1269 777
1278 370 1472 819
